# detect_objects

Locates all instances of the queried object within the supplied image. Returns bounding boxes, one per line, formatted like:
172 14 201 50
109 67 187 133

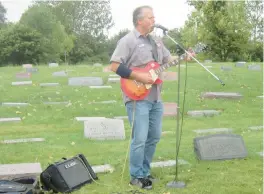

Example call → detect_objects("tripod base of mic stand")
166 181 186 188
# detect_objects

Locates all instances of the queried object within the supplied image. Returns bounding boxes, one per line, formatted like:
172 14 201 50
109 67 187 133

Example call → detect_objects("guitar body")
120 61 163 101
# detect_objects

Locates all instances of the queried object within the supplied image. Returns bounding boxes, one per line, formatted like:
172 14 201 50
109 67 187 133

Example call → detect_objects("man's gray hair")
133 5 153 27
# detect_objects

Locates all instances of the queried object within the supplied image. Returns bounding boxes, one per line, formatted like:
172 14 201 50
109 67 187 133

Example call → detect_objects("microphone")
154 24 169 31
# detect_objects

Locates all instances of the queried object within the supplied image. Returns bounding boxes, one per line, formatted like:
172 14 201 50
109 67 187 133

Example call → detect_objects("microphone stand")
157 28 225 189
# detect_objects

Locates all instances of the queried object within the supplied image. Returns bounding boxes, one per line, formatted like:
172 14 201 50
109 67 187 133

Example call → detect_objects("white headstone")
52 71 67 77
22 64 33 68
109 74 119 77
12 81 32 86
108 77 120 83
150 159 189 168
0 163 42 180
26 68 38 73
187 110 221 117
235 61 246 67
43 101 69 105
193 128 233 134
40 83 60 87
248 65 261 71
93 63 102 67
0 118 21 122
92 164 114 174
1 138 45 144
93 100 117 104
89 86 112 89
84 118 125 140
49 63 59 67
248 126 263 131
68 77 103 86
1 102 29 107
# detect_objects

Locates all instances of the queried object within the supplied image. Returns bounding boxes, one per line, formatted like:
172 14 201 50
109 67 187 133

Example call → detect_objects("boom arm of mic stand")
163 31 225 86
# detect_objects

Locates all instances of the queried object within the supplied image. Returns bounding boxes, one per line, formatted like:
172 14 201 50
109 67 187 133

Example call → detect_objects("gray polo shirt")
110 28 171 104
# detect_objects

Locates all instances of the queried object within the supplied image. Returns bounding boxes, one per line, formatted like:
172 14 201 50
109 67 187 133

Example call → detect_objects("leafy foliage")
0 24 42 65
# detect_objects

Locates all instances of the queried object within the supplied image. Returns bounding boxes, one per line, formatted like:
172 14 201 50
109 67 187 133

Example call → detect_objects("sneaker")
129 178 152 190
147 175 158 182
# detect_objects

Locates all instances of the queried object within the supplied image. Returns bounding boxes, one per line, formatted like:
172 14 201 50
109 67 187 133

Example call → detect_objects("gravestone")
163 102 178 116
193 128 233 135
40 83 60 87
248 65 261 71
0 118 21 122
162 131 174 135
68 77 103 86
49 63 59 67
162 72 178 81
248 126 263 131
187 110 221 117
93 100 117 104
235 61 246 67
92 164 114 174
1 102 29 107
204 60 212 63
0 163 42 180
109 74 119 77
108 77 120 83
1 138 45 144
150 159 189 168
43 101 69 105
221 66 232 71
15 72 31 79
193 134 247 160
93 63 102 67
26 68 38 73
22 64 32 68
201 92 243 99
84 118 125 140
89 86 112 89
75 117 106 122
12 81 32 86
52 71 67 77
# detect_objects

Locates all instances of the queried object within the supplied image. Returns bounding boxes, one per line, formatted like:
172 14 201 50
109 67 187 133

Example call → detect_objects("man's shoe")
147 175 158 182
129 178 152 190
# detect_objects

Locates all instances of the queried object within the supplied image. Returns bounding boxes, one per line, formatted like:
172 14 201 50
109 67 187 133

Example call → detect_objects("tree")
0 24 42 65
19 3 74 63
0 2 6 27
185 1 251 61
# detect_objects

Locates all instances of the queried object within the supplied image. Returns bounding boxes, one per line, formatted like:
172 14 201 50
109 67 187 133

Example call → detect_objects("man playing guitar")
109 5 176 190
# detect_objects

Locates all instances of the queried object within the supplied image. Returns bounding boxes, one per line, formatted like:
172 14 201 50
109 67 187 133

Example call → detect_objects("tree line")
0 1 262 66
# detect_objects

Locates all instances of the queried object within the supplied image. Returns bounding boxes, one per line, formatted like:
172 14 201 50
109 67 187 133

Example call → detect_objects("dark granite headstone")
194 134 247 160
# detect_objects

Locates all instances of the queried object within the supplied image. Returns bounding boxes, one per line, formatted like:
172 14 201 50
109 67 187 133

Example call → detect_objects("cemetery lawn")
0 62 262 194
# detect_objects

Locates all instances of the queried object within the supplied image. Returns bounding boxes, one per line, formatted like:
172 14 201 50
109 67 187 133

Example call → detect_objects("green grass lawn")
0 62 263 194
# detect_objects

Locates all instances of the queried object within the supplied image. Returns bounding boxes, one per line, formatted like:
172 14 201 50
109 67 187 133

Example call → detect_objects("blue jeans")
125 100 163 179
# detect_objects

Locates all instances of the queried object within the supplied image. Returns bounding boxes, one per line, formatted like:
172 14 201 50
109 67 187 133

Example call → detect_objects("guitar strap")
147 35 159 62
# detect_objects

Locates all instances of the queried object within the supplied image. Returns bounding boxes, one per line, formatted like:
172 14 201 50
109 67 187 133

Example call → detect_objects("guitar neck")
154 59 179 75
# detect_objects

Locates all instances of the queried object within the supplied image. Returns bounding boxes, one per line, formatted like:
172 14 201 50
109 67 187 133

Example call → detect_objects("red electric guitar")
120 43 205 100
120 58 179 100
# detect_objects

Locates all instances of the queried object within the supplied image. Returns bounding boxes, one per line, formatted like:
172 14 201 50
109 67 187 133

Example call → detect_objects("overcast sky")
1 0 193 37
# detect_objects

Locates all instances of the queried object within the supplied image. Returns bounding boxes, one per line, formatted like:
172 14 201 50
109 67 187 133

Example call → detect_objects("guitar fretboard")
154 60 178 75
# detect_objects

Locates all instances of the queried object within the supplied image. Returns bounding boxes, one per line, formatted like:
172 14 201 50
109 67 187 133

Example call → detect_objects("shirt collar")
133 28 150 38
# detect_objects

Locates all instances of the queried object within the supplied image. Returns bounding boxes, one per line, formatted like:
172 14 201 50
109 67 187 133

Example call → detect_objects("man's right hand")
131 71 154 84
